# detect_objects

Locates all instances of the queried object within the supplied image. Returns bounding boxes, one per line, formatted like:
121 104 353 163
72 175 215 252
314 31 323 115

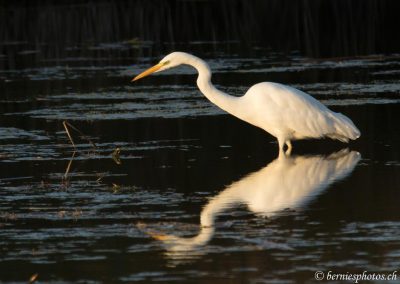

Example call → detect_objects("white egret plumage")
133 52 360 154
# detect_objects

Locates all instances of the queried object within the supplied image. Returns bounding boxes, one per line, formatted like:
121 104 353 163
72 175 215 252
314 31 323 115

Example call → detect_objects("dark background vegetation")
0 0 399 69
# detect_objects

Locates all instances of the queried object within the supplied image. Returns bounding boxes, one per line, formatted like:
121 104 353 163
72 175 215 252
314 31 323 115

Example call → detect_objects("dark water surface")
1 46 400 283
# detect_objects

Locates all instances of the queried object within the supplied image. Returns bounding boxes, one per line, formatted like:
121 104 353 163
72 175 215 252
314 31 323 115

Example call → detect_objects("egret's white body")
133 52 360 153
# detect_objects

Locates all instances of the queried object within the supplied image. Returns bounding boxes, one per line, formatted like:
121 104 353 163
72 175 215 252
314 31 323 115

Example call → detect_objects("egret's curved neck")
185 55 241 117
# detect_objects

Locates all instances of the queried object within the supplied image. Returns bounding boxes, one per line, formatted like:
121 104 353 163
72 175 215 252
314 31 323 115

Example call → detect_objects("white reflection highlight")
143 149 361 262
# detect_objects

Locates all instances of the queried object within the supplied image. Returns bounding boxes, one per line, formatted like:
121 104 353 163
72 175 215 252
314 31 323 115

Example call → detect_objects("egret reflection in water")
143 149 361 262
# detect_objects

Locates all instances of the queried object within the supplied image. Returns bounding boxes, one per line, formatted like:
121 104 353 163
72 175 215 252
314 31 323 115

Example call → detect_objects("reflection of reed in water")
143 149 360 263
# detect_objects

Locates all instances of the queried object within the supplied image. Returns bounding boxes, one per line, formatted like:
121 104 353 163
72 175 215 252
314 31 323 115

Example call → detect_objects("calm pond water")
1 44 400 283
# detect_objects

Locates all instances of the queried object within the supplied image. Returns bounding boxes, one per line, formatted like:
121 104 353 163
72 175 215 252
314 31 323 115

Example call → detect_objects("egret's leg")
285 141 292 155
277 137 285 153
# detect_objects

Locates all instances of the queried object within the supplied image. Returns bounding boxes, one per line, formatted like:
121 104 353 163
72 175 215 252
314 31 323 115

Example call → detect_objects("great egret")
133 52 361 153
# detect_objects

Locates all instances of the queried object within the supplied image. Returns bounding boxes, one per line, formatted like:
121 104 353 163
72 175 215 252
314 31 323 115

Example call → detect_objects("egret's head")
132 52 187 82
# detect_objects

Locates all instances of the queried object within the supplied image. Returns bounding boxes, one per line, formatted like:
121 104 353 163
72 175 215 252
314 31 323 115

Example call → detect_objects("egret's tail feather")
329 112 360 142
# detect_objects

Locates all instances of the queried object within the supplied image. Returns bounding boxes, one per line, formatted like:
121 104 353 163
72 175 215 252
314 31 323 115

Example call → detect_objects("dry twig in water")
62 151 76 184
29 273 39 283
63 121 97 150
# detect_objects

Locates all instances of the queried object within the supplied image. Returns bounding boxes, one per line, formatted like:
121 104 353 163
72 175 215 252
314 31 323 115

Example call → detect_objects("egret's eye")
162 60 170 66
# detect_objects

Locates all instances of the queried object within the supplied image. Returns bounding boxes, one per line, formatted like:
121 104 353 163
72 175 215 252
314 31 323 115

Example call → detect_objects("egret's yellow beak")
150 233 170 241
132 63 163 82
